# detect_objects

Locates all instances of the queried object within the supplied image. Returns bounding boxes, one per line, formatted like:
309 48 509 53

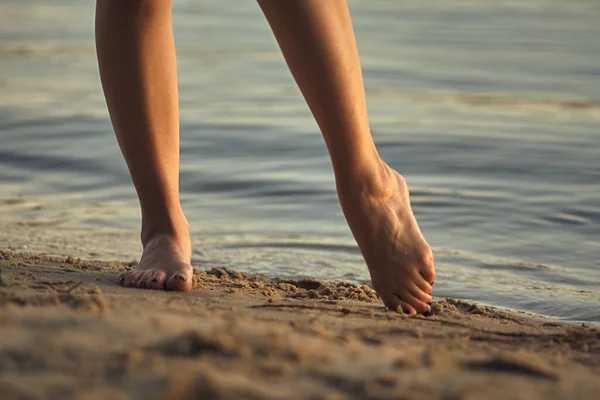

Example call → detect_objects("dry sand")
0 249 598 400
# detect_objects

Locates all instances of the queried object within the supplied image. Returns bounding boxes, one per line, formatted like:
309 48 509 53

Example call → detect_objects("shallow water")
1 0 599 322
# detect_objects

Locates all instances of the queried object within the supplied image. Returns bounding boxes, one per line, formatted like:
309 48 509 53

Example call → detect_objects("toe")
122 271 143 287
118 271 128 286
165 272 192 291
396 299 417 315
420 270 435 285
136 270 155 288
381 293 417 315
413 273 433 294
419 262 435 285
149 271 167 289
409 285 432 305
398 290 431 314
416 247 435 284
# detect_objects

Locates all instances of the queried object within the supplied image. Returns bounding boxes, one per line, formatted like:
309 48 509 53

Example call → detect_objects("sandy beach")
1 1 599 399
0 249 598 400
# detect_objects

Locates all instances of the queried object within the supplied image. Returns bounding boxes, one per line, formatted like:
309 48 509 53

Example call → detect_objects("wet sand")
0 250 598 400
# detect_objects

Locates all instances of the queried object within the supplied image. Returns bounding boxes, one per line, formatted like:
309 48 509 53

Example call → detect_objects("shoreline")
1 249 598 399
1 217 597 326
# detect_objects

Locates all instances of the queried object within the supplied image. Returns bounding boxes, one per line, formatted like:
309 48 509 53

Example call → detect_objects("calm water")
1 0 599 322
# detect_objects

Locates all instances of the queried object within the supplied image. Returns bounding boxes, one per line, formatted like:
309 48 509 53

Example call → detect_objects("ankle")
335 159 405 202
140 208 189 248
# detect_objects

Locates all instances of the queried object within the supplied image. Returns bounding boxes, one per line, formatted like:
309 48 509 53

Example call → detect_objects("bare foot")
337 161 435 315
119 231 193 291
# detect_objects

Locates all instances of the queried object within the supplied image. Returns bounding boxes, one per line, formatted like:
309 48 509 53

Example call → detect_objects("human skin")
95 0 434 314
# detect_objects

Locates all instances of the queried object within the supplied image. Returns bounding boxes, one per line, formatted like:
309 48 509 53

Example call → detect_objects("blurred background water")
1 0 599 322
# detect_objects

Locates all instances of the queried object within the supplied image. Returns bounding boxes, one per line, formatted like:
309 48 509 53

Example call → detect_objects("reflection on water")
1 0 599 322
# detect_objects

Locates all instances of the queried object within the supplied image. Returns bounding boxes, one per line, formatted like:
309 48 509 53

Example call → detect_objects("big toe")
420 265 435 285
417 251 435 284
165 271 193 291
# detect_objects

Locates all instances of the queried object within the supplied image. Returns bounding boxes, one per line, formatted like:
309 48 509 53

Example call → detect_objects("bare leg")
95 0 192 290
258 0 434 314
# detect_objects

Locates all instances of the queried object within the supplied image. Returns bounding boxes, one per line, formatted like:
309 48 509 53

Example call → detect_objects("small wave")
434 248 568 272
369 90 600 115
217 241 360 255
545 213 589 226
0 44 95 62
